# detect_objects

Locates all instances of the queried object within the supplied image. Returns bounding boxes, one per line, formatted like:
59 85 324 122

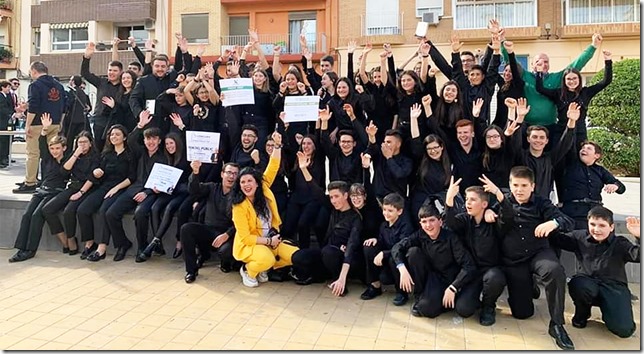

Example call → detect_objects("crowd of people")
5 20 640 350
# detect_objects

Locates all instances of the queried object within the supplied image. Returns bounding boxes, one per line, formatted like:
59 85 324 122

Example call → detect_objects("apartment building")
168 0 339 64
337 0 640 81
0 0 20 80
22 0 169 79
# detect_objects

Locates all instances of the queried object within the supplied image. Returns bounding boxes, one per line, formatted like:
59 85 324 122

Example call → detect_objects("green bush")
588 128 640 177
586 58 640 176
587 58 640 136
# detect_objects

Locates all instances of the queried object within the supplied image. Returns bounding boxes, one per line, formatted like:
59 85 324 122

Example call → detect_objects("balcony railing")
361 11 404 36
564 0 640 25
220 32 327 55
0 0 13 11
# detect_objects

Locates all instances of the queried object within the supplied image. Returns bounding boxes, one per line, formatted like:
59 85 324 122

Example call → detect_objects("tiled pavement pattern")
0 249 640 350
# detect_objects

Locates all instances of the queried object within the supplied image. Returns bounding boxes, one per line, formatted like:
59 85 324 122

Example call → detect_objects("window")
182 14 209 44
32 28 40 55
116 25 148 49
365 0 401 35
289 12 317 54
416 0 443 17
566 0 639 24
51 27 88 51
454 0 536 29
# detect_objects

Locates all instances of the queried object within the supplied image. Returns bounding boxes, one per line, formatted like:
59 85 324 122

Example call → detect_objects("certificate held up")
283 96 320 123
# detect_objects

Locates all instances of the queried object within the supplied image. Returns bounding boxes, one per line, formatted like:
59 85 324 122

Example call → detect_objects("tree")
587 58 640 176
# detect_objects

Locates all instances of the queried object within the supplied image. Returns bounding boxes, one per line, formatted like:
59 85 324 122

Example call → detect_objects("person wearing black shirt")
549 207 639 338
9 114 70 262
181 162 241 283
0 81 13 167
445 181 506 326
291 181 363 296
514 102 579 199
358 45 396 145
76 125 136 260
80 42 123 151
391 204 477 319
559 141 626 229
361 193 414 303
487 166 575 350
319 106 367 185
41 131 100 256
129 55 178 133
87 116 165 262
491 42 525 129
62 76 91 144
365 124 413 201
350 180 384 243
229 124 268 170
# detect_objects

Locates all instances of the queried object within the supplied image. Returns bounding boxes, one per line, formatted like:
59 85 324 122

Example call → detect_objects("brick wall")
36 0 156 24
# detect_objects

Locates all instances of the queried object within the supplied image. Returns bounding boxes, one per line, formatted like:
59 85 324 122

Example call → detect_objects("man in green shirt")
501 33 602 127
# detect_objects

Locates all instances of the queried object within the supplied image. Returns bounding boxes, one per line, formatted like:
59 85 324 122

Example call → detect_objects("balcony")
0 0 13 17
220 32 327 56
359 11 406 44
0 44 14 69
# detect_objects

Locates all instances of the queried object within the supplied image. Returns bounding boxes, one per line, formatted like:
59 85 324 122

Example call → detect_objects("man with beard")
230 124 267 169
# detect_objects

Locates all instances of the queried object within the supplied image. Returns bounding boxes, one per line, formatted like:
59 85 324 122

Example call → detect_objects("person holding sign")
139 132 192 262
232 132 300 288
273 68 315 147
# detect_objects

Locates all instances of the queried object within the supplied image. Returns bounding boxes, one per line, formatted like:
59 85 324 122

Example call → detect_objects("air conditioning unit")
144 19 155 30
422 11 440 26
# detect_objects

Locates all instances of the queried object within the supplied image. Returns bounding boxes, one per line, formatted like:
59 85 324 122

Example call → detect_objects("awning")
49 22 88 30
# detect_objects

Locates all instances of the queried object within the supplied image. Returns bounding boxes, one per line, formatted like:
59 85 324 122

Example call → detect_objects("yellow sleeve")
263 154 280 187
232 203 258 247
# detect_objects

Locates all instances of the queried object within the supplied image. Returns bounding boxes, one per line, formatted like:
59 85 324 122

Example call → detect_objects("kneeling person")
550 207 639 338
391 204 477 318
361 192 414 303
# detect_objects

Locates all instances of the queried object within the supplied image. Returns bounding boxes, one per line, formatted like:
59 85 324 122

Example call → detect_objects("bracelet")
72 155 79 159
79 190 85 195
267 237 272 247
448 285 457 293
274 144 282 149
422 54 429 58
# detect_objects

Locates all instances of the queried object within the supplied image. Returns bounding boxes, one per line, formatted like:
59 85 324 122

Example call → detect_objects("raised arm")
358 43 373 85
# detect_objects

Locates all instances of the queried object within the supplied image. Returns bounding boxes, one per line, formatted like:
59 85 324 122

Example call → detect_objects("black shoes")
80 243 98 260
360 285 383 300
572 307 590 328
288 269 313 285
8 250 36 263
219 263 233 273
479 306 496 326
411 302 422 317
137 238 162 263
571 316 587 329
87 251 106 262
114 241 132 262
548 324 575 350
392 292 409 306
67 237 79 256
185 272 198 284
12 184 37 194
172 247 183 259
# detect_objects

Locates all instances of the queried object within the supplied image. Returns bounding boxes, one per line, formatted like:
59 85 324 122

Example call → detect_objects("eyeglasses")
223 171 238 176
241 134 256 138
265 144 275 148
77 140 90 144
339 140 354 144
486 135 501 140
11 82 19 86
426 146 442 152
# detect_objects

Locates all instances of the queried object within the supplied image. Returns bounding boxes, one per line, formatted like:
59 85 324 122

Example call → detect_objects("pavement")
0 154 641 350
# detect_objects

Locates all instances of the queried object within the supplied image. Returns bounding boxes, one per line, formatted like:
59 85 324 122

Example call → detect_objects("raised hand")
248 28 259 43
299 33 308 50
112 37 121 47
193 104 201 116
145 39 154 51
567 102 581 122
383 43 392 54
101 96 115 108
271 131 282 146
250 149 260 164
503 40 514 54
450 34 463 53
516 97 530 121
472 98 484 118
279 81 288 94
347 40 357 54
410 103 422 121
479 174 502 198
273 45 281 56
296 82 307 94
602 49 612 61
174 32 182 41
343 103 355 120
490 35 501 52
445 176 462 206
229 61 240 77
487 19 501 35
534 58 545 73
504 97 517 109
420 42 430 56
592 33 603 48
169 112 184 128
360 152 371 168
355 84 364 94
365 121 378 138
41 112 52 129
318 105 332 122
197 44 206 57
379 51 388 59
626 217 640 238
296 151 310 169
190 160 202 174
84 42 96 58
363 42 373 54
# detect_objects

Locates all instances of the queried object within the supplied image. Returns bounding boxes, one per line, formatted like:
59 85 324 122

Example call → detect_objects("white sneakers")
257 271 269 283
240 265 259 288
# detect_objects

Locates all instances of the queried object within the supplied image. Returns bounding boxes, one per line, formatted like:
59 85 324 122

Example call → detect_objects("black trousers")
42 187 85 237
463 267 507 309
503 248 566 325
105 186 158 251
568 274 636 338
393 246 478 318
92 121 107 153
63 121 87 144
13 191 59 252
150 185 189 240
363 244 398 289
282 197 328 249
291 245 365 283
180 222 238 274
76 186 123 244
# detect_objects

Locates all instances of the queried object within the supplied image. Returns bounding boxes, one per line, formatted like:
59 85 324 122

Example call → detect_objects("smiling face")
456 125 474 147
509 176 534 204
400 74 415 93
579 143 600 166
320 60 333 73
253 71 267 88
329 189 349 210
221 165 240 189
48 142 65 159
564 72 581 91
239 174 259 198
107 65 122 83
588 216 614 242
461 54 475 72
165 137 177 155
527 129 549 153
468 68 484 86
196 86 210 103
174 91 186 105
152 59 168 78
425 141 443 161
350 191 365 209
301 137 315 155
336 80 350 99
442 84 458 103
121 72 133 90
420 216 442 239
465 191 488 218
241 129 257 149
533 53 550 73
382 204 403 224
372 70 382 85
109 128 126 147
321 73 332 89
503 65 512 83
485 129 502 149
144 135 161 153
285 73 298 90
128 64 141 76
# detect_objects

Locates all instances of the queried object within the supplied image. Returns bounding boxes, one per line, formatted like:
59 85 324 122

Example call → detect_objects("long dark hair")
73 130 97 156
121 70 138 93
419 134 450 187
561 68 582 101
334 77 355 102
482 125 506 170
291 134 318 174
396 70 424 97
232 167 271 221
164 132 184 167
434 80 464 129
103 124 129 154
